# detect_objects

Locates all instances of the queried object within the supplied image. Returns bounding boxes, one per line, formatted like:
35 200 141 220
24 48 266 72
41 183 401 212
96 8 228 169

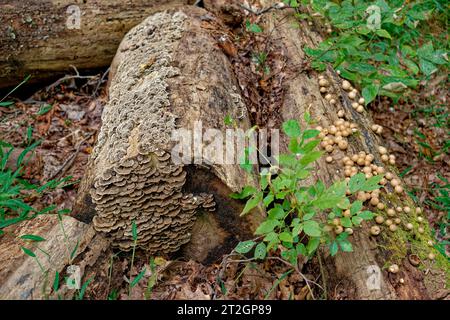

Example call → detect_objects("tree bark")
0 0 192 89
250 0 446 299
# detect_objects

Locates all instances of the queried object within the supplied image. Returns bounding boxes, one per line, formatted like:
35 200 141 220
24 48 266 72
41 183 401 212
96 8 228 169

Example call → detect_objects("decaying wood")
254 0 444 299
72 6 264 263
0 0 192 89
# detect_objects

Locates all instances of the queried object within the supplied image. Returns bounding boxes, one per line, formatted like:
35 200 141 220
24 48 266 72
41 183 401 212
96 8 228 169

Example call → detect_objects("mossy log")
0 0 192 89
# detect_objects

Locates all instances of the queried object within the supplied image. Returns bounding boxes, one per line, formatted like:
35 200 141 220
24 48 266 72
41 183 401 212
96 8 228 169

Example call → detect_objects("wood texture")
0 0 191 88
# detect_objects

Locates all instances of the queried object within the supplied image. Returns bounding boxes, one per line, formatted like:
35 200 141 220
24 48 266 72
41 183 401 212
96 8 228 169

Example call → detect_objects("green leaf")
362 84 379 105
70 240 80 260
302 220 321 237
282 120 301 138
349 173 365 193
0 101 14 107
254 242 267 259
296 243 307 256
351 216 363 226
339 240 353 252
224 114 234 125
350 200 363 215
132 220 138 241
78 278 92 300
279 232 293 243
245 20 263 33
358 210 374 220
53 271 60 292
131 268 147 288
330 241 338 256
419 59 437 76
230 186 256 199
263 193 274 207
21 246 36 257
376 29 391 39
20 234 45 242
268 206 285 220
361 175 383 191
299 151 323 166
340 217 352 228
307 237 320 255
36 104 52 116
302 129 320 140
255 219 280 235
241 192 262 216
235 240 256 253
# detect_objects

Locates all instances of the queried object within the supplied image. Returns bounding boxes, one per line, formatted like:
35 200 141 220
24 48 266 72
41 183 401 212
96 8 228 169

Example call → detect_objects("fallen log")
72 6 265 264
0 0 192 89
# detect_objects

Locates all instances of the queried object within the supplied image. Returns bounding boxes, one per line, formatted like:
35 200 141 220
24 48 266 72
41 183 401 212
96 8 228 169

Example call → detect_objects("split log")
72 6 264 264
0 0 192 89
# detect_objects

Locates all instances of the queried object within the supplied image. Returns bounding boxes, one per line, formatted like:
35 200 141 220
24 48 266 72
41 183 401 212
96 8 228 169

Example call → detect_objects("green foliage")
303 0 449 104
0 142 71 233
232 119 382 266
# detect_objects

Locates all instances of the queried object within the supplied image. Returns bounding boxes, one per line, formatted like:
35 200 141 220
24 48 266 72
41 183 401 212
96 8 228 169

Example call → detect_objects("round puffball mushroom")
378 146 388 155
358 97 365 105
338 140 348 150
370 225 381 236
417 227 424 234
348 91 357 99
326 156 333 163
342 80 351 91
319 79 329 87
394 186 404 194
356 105 364 113
320 87 327 93
375 216 385 224
417 216 424 223
390 179 400 187
385 219 393 226
376 203 385 210
351 102 359 109
428 253 435 260
389 224 398 232
388 264 399 273
345 227 354 235
394 218 401 224
334 225 344 234
337 110 345 118
387 209 396 217
403 206 411 213
406 223 414 230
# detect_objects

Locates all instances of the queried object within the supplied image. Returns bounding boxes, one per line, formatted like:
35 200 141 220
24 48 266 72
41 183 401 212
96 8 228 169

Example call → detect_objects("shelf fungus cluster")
89 11 216 253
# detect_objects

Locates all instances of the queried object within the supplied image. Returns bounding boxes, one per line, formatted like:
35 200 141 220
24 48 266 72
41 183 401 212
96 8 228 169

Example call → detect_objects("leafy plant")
0 141 71 233
231 118 382 266
302 0 449 104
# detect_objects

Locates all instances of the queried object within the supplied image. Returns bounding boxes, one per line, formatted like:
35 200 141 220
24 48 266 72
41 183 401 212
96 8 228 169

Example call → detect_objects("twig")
48 132 94 180
45 66 96 92
92 67 110 97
